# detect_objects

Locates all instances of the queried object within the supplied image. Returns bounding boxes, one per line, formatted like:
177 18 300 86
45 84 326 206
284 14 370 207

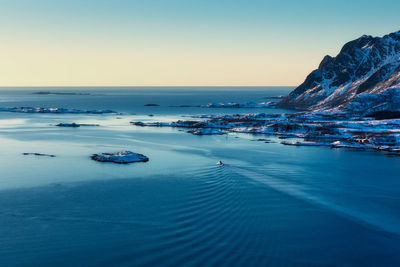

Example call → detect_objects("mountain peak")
279 30 400 114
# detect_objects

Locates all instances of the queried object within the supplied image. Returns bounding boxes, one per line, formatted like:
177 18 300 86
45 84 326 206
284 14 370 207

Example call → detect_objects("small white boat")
217 161 224 166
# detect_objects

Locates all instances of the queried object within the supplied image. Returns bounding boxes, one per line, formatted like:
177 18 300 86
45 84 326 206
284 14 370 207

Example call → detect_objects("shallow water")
0 87 400 266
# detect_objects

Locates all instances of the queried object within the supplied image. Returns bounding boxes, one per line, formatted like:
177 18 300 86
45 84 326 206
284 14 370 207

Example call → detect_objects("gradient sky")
0 0 399 86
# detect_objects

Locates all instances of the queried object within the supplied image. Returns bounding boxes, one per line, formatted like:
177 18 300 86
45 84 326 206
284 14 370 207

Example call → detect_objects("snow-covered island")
188 128 225 135
169 101 276 108
0 107 115 114
201 101 273 108
131 112 400 154
91 151 149 164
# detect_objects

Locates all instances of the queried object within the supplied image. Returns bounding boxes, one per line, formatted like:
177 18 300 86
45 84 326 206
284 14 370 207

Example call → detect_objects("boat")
217 161 224 166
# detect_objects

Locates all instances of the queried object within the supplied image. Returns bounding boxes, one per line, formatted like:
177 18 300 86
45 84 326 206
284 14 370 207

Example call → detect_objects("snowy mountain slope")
279 30 400 114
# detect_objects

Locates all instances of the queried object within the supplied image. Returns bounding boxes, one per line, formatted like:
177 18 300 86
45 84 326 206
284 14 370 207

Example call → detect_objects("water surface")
0 87 399 266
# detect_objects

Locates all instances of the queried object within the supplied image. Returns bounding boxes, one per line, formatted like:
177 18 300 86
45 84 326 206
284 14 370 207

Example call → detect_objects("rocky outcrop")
202 101 273 108
279 30 400 114
91 151 149 164
22 153 56 157
130 113 400 155
188 128 225 135
56 123 100 127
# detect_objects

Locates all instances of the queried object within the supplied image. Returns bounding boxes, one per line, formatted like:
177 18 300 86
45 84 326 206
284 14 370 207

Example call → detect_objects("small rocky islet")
0 107 115 114
91 151 149 164
56 123 100 127
22 153 56 157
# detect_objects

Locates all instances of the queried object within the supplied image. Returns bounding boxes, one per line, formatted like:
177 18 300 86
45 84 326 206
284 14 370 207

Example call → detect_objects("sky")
0 0 399 87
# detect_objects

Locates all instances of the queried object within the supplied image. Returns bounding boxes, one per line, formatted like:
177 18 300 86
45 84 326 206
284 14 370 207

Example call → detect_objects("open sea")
0 87 400 266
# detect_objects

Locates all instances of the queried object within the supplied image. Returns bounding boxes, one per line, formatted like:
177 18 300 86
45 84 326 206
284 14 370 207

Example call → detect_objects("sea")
0 86 399 266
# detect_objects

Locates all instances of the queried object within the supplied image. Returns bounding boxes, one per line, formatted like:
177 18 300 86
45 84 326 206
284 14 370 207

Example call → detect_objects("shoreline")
132 111 400 155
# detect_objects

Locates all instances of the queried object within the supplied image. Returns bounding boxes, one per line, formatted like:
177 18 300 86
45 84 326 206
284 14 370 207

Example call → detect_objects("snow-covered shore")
201 101 273 108
132 111 400 154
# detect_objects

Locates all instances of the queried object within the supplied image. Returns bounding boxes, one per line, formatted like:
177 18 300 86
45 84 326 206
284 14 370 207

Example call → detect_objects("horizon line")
0 85 296 88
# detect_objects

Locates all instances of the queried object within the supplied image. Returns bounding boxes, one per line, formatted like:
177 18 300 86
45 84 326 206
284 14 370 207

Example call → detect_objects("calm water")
0 87 400 266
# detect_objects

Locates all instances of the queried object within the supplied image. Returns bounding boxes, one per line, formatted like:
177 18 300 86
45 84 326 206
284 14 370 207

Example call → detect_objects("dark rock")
56 123 99 127
23 153 56 157
132 122 146 126
366 110 400 120
56 123 80 127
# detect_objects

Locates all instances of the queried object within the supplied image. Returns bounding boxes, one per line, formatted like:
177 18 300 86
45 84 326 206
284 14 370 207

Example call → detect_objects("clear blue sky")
0 0 399 86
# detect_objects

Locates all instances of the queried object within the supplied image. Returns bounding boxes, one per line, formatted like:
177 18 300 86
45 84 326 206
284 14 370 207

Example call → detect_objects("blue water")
0 87 400 266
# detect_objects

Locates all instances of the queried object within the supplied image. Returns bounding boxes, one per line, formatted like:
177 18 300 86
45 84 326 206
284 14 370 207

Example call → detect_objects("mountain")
279 30 400 114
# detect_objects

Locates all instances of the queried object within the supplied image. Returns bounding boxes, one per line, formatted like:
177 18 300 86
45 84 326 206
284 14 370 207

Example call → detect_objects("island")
56 123 100 127
0 107 115 114
91 151 149 164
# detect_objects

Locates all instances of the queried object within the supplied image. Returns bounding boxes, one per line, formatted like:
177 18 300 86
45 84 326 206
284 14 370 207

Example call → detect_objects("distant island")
33 91 91 96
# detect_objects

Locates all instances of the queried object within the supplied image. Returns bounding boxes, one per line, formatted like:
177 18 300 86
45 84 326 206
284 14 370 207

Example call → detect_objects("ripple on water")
1 165 400 266
124 166 291 266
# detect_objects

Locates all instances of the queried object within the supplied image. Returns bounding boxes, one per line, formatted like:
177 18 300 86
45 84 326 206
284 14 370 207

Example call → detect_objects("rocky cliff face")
279 31 400 114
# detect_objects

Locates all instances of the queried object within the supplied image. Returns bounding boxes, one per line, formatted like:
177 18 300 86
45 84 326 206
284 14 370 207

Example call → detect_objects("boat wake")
223 164 400 237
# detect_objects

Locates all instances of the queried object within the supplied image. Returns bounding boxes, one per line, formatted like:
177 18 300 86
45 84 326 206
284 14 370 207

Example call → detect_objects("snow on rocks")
91 151 149 164
278 30 400 113
281 141 330 147
131 120 209 128
201 102 273 108
188 128 225 135
132 111 400 155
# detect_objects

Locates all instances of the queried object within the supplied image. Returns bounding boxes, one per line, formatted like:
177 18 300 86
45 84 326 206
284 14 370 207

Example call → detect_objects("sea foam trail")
224 164 400 237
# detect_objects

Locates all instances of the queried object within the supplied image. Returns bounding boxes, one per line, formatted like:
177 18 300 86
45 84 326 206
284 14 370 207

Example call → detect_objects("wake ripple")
114 166 270 266
102 164 400 266
225 164 400 237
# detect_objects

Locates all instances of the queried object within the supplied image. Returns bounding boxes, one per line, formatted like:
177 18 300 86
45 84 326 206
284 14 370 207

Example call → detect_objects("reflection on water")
0 88 400 266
